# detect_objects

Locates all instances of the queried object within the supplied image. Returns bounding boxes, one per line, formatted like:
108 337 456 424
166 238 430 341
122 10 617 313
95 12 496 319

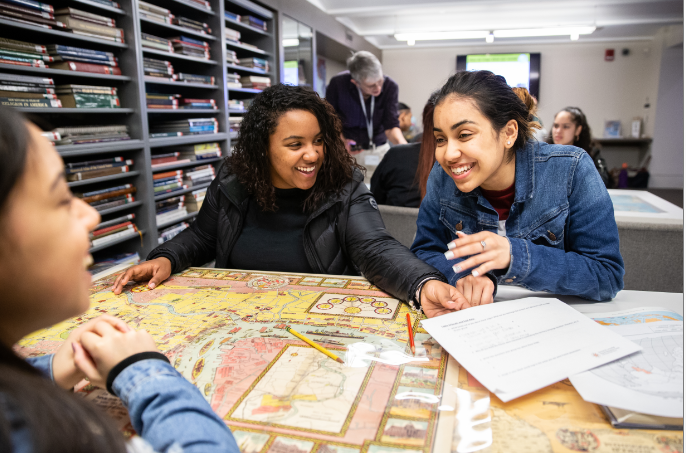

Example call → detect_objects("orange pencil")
406 312 416 355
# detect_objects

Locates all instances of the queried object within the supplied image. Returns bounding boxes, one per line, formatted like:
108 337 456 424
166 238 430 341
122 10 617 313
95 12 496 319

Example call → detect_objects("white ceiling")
306 0 683 49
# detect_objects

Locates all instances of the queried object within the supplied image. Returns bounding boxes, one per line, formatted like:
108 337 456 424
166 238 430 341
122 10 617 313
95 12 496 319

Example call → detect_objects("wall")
382 40 663 140
649 43 684 188
321 56 346 85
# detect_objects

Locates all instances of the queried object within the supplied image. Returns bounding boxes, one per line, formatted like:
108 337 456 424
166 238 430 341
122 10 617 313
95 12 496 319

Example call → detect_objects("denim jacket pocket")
439 203 478 236
524 207 568 248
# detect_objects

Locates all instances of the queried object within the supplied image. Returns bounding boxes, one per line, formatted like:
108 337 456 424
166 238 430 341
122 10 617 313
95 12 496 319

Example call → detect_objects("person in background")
114 84 471 318
0 106 239 453
547 106 610 187
398 102 421 142
412 70 624 307
371 96 436 207
325 51 407 184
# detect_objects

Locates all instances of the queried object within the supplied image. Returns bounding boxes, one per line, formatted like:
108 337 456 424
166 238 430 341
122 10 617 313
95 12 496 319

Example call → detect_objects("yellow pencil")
286 326 345 364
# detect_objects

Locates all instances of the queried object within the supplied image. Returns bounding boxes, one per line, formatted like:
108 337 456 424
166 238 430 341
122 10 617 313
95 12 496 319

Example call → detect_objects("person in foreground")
411 71 624 305
0 107 239 452
114 84 469 317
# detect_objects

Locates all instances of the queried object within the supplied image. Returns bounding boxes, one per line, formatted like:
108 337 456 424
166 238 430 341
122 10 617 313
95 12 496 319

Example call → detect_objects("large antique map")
16 268 684 453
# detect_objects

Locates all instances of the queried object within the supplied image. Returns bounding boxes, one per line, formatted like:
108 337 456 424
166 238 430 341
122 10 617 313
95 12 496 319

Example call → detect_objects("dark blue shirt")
325 71 400 149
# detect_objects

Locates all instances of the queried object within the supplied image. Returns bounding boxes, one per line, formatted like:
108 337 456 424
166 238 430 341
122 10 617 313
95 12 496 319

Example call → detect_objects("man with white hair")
326 51 407 183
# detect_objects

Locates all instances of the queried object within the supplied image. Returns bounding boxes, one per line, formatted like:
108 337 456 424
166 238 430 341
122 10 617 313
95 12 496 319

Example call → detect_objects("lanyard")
356 86 375 150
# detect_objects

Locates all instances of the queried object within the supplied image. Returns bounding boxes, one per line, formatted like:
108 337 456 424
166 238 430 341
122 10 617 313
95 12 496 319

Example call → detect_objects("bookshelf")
0 0 277 268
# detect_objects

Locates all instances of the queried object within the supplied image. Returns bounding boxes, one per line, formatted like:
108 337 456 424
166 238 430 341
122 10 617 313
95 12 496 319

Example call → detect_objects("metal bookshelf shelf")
149 132 228 147
144 77 218 89
225 63 269 75
67 171 141 188
0 18 128 49
226 0 272 20
225 40 269 55
90 229 145 253
146 108 222 114
57 140 145 157
154 182 211 201
15 108 134 113
151 157 223 172
228 87 262 94
139 17 218 41
142 48 218 64
157 211 199 229
96 200 143 217
0 64 132 81
167 0 216 15
224 16 271 36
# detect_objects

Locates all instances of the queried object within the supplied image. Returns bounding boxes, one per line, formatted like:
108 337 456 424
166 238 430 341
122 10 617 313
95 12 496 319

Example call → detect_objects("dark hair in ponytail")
0 106 127 453
434 70 534 160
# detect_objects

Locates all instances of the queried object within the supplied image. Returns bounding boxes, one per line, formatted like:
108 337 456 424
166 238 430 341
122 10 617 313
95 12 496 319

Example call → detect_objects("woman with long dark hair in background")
0 107 240 452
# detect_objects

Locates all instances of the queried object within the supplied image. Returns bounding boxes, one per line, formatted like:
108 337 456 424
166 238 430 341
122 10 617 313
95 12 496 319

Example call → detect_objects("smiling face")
268 109 324 190
0 123 100 344
433 95 518 192
552 111 582 146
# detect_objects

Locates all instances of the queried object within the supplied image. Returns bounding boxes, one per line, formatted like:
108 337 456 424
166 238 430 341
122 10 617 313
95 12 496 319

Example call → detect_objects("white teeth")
297 166 315 172
83 254 93 268
451 163 475 175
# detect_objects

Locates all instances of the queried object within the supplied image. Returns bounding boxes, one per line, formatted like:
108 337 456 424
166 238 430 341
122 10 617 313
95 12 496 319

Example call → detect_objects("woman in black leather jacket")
112 84 472 317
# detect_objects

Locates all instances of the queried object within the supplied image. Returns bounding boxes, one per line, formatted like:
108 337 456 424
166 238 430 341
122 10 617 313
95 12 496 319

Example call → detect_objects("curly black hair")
546 106 593 153
228 84 362 212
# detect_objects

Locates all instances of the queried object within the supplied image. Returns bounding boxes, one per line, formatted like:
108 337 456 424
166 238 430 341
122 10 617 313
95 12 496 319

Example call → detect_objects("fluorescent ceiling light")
494 26 596 38
282 38 300 47
394 31 489 41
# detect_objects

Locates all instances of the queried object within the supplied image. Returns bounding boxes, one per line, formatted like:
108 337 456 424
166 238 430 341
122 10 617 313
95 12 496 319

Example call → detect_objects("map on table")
609 194 665 213
17 268 450 453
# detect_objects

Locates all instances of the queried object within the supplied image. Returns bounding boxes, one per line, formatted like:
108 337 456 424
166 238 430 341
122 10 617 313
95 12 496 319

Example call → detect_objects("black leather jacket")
148 164 446 302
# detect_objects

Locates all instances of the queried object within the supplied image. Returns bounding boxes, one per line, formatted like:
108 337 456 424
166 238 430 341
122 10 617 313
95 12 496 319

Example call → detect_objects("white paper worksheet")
421 297 642 402
569 307 684 418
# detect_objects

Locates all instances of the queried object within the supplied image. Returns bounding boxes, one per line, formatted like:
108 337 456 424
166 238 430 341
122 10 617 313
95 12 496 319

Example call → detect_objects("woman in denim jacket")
411 71 624 306
0 107 239 453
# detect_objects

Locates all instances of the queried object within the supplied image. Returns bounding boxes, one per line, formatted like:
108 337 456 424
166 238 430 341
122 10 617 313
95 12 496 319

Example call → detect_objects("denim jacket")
13 355 239 453
411 140 624 301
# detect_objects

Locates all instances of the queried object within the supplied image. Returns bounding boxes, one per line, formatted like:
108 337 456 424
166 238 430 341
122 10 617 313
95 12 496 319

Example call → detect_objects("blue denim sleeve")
502 153 624 300
411 168 462 285
112 359 239 453
25 354 54 381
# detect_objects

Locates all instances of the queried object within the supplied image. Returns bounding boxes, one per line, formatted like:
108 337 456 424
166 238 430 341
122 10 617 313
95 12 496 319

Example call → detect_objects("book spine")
0 97 60 107
91 226 137 247
4 0 53 13
67 165 129 181
57 17 123 37
66 160 132 174
47 44 110 57
92 221 133 237
56 61 122 75
95 213 134 230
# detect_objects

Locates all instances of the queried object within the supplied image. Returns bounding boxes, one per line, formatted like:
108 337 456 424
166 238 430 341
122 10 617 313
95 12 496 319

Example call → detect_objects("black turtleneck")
229 187 313 273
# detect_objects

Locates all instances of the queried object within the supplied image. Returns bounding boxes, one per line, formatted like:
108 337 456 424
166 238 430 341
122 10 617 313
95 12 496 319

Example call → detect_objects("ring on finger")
480 240 487 252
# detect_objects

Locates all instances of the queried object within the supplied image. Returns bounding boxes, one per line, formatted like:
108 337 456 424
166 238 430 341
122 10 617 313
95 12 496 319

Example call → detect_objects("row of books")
158 221 189 244
142 57 214 85
74 181 136 212
0 72 121 109
175 0 212 12
155 185 206 225
139 1 211 35
0 37 122 75
224 10 268 32
226 49 238 66
150 117 218 138
229 117 241 138
141 33 211 60
151 142 222 168
67 156 133 182
146 92 216 110
228 99 244 112
89 213 140 249
0 2 124 43
153 164 214 196
45 124 130 146
241 75 270 90
88 251 140 275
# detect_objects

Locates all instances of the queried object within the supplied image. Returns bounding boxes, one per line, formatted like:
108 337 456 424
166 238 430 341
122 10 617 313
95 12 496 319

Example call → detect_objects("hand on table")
111 257 172 294
420 280 471 318
73 321 159 388
456 275 494 307
446 231 511 277
52 315 131 390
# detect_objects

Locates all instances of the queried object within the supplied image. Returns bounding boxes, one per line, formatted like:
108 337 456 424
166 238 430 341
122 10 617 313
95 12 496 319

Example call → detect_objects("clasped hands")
421 231 511 317
52 315 159 390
